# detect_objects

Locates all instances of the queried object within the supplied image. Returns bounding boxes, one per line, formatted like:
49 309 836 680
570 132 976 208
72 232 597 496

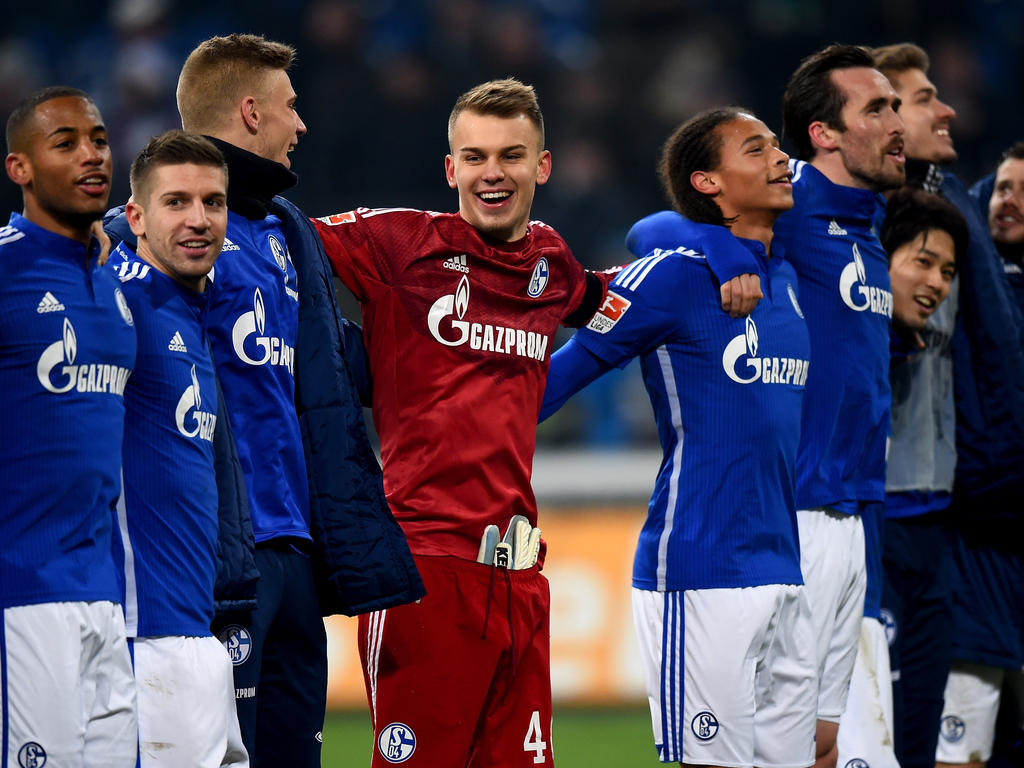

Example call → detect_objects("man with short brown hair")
111 129 249 767
122 33 424 767
775 44 905 768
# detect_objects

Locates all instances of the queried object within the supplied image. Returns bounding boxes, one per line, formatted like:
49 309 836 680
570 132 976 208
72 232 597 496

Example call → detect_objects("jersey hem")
0 592 121 610
253 529 313 543
631 574 804 591
129 629 216 640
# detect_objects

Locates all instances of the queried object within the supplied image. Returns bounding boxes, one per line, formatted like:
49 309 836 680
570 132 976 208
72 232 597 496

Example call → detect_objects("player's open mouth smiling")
886 140 905 164
76 174 108 195
180 239 213 256
477 190 512 206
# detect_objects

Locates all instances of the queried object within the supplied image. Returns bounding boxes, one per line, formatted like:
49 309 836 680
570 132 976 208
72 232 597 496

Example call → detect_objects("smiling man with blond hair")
105 33 423 768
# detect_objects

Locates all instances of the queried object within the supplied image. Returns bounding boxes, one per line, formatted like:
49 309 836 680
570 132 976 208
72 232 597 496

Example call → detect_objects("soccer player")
883 186 964 365
860 43 962 768
870 44 1024 768
987 142 1024 303
835 186 966 768
541 107 817 768
1 86 137 766
168 34 422 766
774 45 904 768
313 78 608 768
109 130 247 767
921 141 1024 768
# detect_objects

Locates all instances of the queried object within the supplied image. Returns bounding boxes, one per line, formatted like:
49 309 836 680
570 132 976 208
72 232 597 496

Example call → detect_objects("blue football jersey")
565 220 808 590
206 211 310 542
0 213 136 608
110 244 219 637
773 161 892 512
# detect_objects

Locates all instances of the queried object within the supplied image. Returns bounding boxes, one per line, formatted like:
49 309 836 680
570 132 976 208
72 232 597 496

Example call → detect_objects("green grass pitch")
321 706 666 766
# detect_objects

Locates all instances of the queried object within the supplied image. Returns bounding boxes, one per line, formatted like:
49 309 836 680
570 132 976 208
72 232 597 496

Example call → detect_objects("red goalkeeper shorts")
358 554 554 767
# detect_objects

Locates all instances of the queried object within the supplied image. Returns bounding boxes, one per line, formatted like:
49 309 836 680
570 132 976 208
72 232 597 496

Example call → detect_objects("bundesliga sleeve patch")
586 290 631 334
318 211 357 226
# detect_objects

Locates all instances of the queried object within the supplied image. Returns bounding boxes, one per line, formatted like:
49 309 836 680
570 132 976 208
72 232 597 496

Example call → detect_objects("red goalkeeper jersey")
314 208 588 561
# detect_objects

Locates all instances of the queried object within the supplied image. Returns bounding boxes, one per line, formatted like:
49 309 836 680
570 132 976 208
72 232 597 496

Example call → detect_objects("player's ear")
691 170 719 197
125 198 147 238
5 152 31 187
240 96 259 135
535 149 552 186
444 154 457 189
808 121 839 152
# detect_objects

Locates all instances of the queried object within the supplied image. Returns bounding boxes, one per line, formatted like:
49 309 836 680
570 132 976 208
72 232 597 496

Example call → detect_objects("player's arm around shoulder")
584 245 708 356
311 206 401 299
626 211 762 317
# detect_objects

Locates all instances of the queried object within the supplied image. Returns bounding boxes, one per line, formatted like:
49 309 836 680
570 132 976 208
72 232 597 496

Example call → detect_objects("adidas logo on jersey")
221 238 240 252
168 331 188 352
828 219 848 236
443 254 470 274
36 291 65 313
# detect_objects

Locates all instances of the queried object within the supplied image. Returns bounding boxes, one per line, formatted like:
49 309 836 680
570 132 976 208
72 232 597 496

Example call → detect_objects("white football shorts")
935 661 1004 764
132 634 248 767
836 617 899 768
797 507 867 721
633 584 816 768
1 600 138 767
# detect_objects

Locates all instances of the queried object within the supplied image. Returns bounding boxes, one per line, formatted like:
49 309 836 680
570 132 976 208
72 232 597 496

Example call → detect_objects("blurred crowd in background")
4 0 1022 447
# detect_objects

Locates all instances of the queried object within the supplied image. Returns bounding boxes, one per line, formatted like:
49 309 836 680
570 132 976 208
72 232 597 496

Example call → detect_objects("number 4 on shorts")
523 710 548 764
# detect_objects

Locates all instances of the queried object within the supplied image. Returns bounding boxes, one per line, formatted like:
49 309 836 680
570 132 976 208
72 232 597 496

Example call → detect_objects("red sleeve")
592 264 626 288
311 209 391 301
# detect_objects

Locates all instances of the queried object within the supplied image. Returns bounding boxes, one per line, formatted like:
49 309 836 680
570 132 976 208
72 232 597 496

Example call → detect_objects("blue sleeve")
103 206 135 251
945 172 1024 508
969 173 995 222
539 336 615 422
626 211 759 285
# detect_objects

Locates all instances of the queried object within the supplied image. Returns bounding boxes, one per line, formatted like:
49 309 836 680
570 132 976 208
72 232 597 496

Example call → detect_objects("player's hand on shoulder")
91 220 111 266
720 273 763 318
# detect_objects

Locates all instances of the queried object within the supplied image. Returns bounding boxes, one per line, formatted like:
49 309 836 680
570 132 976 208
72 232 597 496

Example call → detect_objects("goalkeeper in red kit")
313 78 599 767
313 78 762 767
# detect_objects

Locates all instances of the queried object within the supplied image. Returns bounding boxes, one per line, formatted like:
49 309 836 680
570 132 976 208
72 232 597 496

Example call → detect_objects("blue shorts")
947 524 1024 669
213 541 327 767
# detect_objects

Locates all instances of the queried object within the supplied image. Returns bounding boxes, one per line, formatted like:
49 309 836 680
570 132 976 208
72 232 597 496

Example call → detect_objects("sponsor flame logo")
255 288 266 334
745 315 759 358
63 317 77 365
455 275 469 320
